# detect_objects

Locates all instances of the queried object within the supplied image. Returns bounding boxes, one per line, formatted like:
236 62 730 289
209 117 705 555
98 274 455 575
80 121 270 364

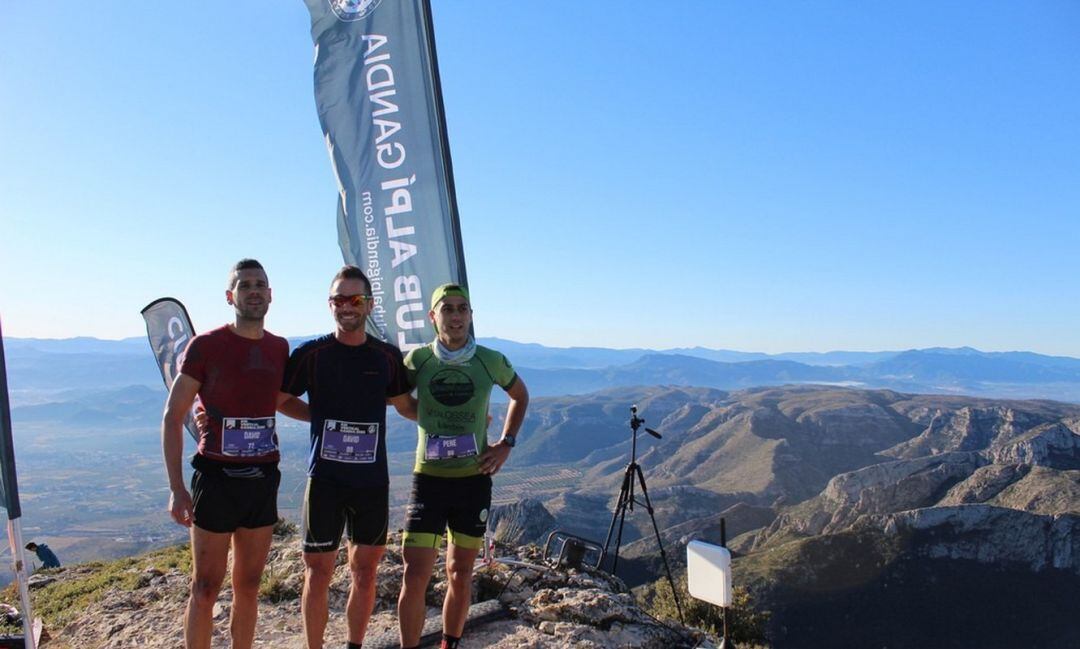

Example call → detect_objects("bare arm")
277 391 310 422
501 377 529 439
389 392 418 422
162 373 201 527
479 377 529 475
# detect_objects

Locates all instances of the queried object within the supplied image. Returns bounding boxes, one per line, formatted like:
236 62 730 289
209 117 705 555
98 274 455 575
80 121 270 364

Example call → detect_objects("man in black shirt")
281 265 416 649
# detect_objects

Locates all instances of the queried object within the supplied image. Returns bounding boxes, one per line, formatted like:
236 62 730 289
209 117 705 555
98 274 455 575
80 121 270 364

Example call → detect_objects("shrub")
643 574 770 647
259 568 300 603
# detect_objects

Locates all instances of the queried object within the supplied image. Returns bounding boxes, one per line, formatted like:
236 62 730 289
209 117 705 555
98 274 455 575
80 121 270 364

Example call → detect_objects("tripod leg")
634 465 684 624
610 495 631 574
599 466 634 570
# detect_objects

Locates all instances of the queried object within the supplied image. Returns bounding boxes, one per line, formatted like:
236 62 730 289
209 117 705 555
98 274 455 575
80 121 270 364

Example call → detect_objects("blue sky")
2 2 1078 354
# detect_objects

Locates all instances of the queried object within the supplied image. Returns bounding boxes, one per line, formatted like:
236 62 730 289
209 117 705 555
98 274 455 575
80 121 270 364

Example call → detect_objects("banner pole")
6 519 37 649
1 319 36 648
419 0 469 289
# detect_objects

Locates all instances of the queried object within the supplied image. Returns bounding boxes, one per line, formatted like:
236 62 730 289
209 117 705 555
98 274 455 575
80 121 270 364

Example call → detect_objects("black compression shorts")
401 473 491 550
302 477 389 552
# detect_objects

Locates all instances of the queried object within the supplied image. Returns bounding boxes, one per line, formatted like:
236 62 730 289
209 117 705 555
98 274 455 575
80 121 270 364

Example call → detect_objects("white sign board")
687 540 732 607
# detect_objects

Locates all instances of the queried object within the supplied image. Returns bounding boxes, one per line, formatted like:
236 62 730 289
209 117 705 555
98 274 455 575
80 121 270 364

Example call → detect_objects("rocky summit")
21 529 717 649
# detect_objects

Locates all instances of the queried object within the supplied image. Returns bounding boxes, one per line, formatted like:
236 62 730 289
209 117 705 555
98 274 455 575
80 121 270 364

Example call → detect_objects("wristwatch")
500 435 516 448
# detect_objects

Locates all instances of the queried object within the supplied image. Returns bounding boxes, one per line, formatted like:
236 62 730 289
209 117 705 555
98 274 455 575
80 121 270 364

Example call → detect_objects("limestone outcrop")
856 504 1080 574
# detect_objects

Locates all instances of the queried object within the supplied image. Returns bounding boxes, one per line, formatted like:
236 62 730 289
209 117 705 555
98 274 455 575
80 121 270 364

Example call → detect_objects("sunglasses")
328 294 371 307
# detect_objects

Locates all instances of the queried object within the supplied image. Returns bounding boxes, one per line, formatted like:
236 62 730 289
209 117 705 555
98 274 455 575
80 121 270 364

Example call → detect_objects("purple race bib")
321 419 379 464
221 416 278 458
425 434 478 461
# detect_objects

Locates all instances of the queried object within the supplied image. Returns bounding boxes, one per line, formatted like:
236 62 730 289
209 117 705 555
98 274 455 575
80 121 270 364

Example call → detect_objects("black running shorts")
402 473 491 550
302 478 389 552
190 464 280 533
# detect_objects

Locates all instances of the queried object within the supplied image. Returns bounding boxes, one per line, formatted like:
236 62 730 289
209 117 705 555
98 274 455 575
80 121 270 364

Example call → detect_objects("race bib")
320 420 379 464
221 416 278 458
425 434 478 461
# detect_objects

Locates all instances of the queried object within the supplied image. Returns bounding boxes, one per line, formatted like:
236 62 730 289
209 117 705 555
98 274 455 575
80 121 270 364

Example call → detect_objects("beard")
235 301 268 321
335 312 366 332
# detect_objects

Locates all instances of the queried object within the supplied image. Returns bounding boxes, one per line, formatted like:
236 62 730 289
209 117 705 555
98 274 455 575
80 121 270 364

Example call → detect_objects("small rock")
27 574 56 589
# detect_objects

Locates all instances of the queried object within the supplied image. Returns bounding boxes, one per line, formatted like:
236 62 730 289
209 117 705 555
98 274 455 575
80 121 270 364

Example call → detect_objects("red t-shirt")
179 325 289 464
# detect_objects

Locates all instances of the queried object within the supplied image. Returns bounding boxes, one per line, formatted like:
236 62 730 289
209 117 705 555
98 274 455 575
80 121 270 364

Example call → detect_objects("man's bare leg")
442 543 479 639
398 546 437 647
229 525 274 649
302 550 338 649
186 526 231 649
346 543 385 645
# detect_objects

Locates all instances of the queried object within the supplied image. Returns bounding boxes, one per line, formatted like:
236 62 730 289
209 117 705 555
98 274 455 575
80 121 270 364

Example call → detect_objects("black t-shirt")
282 334 409 488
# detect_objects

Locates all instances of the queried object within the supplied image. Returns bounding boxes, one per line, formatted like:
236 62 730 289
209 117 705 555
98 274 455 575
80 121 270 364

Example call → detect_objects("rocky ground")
25 530 716 649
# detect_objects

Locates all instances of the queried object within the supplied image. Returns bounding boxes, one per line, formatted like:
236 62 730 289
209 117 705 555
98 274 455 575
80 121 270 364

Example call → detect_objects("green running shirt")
404 344 518 477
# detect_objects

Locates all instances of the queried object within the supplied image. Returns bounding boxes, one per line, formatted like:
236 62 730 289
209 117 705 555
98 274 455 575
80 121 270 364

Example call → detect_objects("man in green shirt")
397 284 529 649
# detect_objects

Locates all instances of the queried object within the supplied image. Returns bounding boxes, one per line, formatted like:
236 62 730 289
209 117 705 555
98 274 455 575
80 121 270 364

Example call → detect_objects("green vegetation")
258 566 300 603
735 528 905 592
639 573 770 648
2 543 191 628
1 529 305 634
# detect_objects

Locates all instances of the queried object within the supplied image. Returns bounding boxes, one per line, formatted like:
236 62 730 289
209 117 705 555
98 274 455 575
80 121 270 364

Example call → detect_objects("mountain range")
8 336 1080 404
485 384 1080 647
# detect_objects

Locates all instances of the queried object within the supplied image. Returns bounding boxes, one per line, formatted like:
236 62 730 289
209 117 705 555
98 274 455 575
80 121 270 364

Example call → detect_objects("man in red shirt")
161 259 307 649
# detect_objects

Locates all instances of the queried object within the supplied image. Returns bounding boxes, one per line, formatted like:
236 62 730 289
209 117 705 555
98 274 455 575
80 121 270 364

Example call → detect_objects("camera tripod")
599 405 683 623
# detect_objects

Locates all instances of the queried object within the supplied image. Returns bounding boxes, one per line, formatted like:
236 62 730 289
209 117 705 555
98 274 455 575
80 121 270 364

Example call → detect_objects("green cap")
430 283 470 309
